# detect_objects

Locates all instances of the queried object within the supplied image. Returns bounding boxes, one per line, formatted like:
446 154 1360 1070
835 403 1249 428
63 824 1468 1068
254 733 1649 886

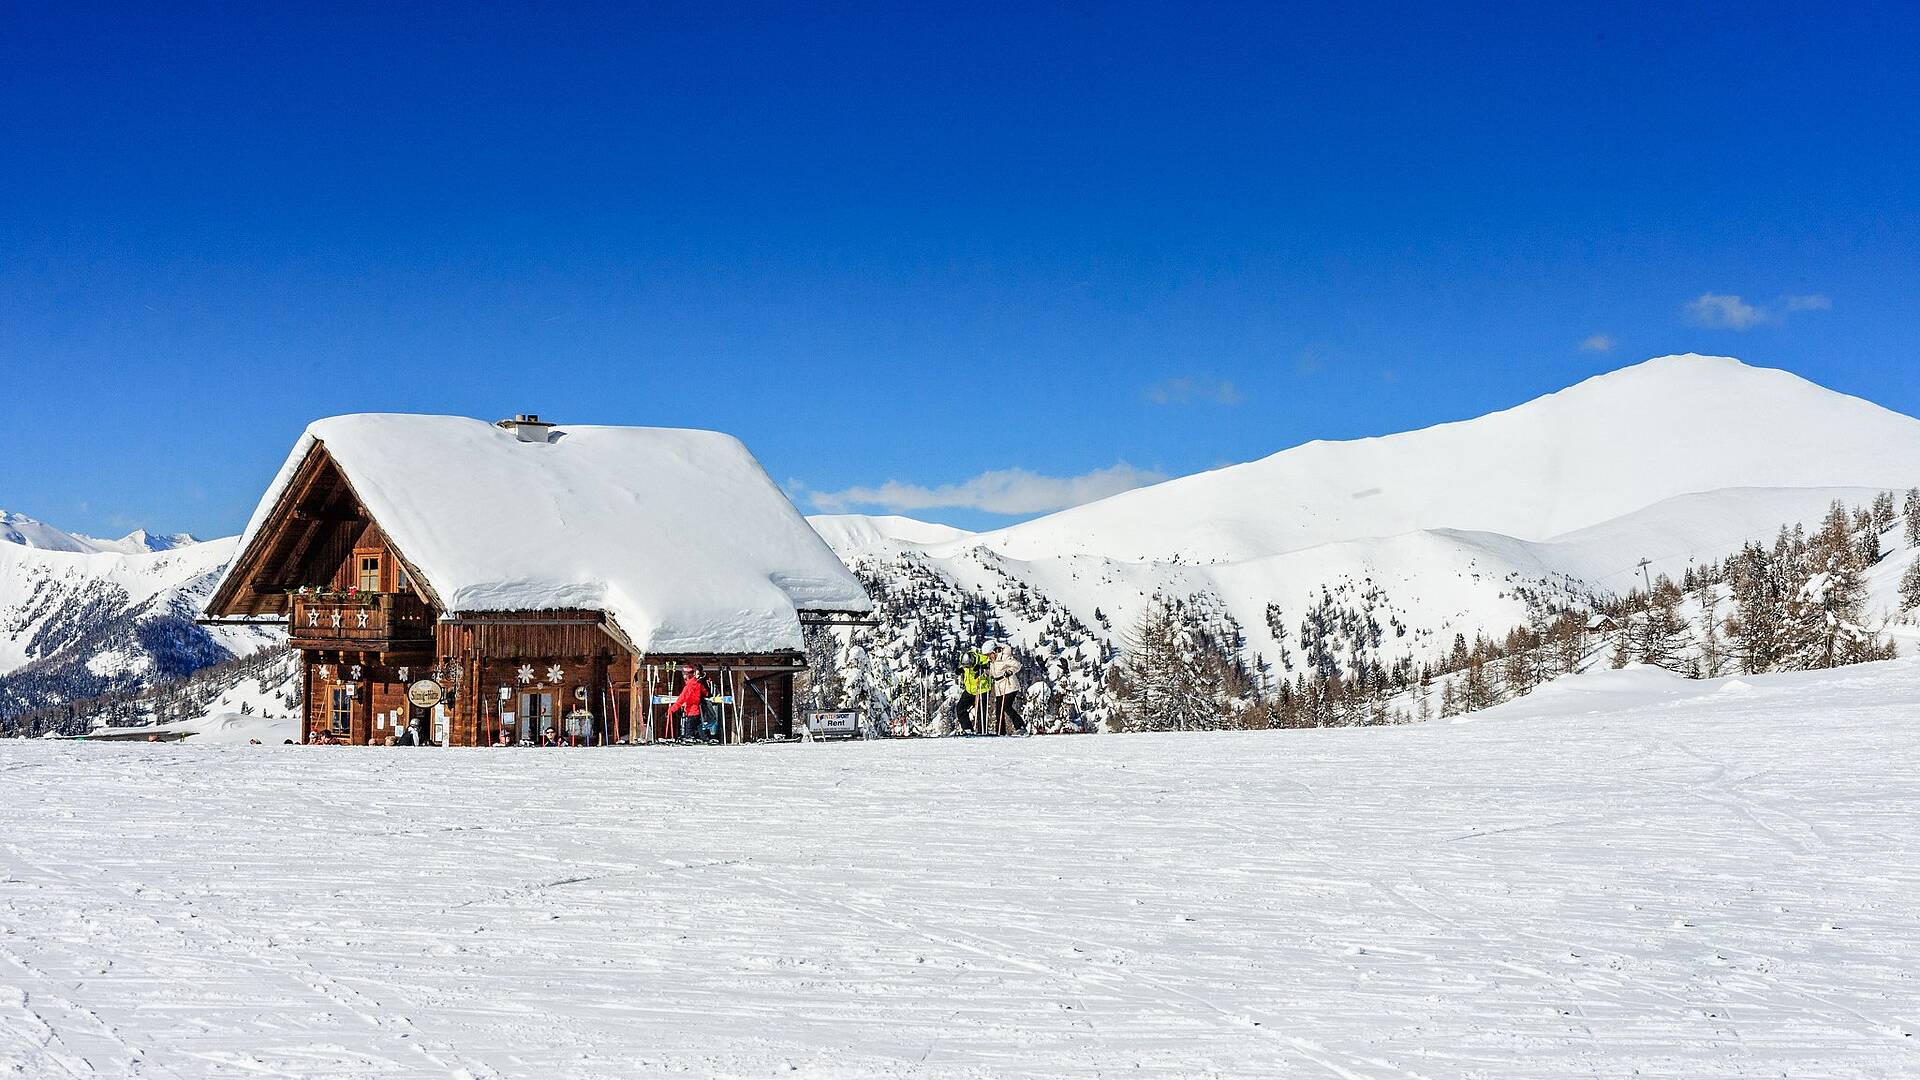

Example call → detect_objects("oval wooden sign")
406 679 445 709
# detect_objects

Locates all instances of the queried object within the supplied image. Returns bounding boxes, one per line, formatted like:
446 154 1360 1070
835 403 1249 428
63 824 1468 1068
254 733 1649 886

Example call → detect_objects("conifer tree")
1462 643 1498 712
1725 543 1785 674
1609 621 1633 669
1905 488 1920 547
1112 597 1176 731
1551 613 1584 674
1900 560 1920 614
1871 490 1897 534
1696 583 1728 679
1794 553 1878 669
1635 577 1691 672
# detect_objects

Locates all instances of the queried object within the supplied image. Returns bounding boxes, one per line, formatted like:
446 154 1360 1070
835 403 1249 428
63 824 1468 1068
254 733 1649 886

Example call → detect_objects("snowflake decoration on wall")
517 663 535 684
545 664 565 684
317 664 333 680
398 667 409 682
350 665 362 681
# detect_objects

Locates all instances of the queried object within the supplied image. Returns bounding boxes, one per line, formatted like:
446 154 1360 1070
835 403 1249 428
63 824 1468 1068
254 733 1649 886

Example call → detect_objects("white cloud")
809 463 1166 516
1579 333 1616 353
1685 291 1833 330
1687 293 1771 330
1144 376 1243 406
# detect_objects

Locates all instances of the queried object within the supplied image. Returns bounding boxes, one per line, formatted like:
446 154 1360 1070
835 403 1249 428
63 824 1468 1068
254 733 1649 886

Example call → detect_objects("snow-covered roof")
219 414 870 655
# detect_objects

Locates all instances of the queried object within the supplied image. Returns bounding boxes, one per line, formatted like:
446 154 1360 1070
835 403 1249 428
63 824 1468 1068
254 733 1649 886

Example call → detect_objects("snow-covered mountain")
0 510 199 555
806 514 975 552
807 356 1920 726
962 354 1920 564
0 529 279 728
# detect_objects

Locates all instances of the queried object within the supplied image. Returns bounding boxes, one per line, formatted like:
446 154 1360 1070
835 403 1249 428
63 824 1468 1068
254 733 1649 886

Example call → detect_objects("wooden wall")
295 614 798 747
301 649 434 745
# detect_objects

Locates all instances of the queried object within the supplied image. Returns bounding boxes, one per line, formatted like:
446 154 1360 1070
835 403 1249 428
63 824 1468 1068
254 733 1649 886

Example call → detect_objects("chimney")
496 413 556 443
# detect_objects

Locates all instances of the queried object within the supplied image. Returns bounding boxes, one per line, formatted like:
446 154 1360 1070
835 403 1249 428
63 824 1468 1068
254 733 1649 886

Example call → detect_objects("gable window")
358 554 381 594
394 561 411 593
329 686 353 735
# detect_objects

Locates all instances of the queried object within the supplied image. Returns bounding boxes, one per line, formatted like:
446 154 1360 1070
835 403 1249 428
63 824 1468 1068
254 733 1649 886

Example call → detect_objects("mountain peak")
111 528 200 553
968 356 1920 564
0 510 98 553
0 511 200 555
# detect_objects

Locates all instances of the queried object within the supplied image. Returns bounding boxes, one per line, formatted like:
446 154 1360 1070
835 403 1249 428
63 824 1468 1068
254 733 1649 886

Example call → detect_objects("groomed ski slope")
5 662 1918 1078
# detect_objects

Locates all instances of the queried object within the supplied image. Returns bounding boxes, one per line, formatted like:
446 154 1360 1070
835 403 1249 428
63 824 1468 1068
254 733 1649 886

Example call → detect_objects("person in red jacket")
667 664 707 741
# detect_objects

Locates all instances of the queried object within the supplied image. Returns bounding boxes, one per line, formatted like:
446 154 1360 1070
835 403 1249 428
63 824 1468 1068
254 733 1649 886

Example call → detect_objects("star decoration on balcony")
517 663 535 684
355 609 369 628
545 664 565 684
330 610 342 628
306 610 319 627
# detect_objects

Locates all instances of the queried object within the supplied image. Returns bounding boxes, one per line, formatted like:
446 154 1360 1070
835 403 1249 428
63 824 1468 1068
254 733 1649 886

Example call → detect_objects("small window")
329 686 353 735
395 562 411 592
358 555 381 593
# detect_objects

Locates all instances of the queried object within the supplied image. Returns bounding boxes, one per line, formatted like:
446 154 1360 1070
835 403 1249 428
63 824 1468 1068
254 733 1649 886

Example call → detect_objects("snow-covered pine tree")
1110 596 1178 731
1635 577 1692 673
1793 552 1882 669
1900 559 1920 614
1725 542 1785 674
1905 487 1920 547
1871 490 1897 534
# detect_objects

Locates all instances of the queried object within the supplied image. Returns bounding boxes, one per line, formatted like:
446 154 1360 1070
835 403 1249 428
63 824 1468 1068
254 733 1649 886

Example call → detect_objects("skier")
666 663 708 742
988 645 1025 735
955 645 994 734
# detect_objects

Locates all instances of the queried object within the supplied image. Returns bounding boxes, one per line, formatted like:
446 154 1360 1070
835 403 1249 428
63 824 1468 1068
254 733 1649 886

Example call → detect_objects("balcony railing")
289 593 434 649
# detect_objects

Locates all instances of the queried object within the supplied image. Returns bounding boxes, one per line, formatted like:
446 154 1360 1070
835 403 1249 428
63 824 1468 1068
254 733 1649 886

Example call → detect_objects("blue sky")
4 2 1917 538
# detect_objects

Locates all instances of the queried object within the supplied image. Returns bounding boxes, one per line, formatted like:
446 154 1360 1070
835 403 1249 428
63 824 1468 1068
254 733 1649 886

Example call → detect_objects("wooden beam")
273 518 326 587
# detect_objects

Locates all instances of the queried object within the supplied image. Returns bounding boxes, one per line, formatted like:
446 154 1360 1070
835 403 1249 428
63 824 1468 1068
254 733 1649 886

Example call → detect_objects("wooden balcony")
288 593 434 652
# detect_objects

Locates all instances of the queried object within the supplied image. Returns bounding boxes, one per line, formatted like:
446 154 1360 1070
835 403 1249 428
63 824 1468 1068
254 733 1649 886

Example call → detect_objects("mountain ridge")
945 354 1920 565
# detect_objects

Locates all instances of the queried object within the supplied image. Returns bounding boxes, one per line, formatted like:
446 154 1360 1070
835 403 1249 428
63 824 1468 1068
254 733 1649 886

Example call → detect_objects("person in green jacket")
955 645 994 733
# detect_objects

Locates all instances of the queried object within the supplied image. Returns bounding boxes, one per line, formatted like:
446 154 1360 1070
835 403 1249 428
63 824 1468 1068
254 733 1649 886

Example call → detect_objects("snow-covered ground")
71 710 297 745
4 661 1918 1078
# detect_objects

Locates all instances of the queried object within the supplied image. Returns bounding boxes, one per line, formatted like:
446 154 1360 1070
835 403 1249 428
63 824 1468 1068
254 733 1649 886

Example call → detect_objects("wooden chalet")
201 413 872 746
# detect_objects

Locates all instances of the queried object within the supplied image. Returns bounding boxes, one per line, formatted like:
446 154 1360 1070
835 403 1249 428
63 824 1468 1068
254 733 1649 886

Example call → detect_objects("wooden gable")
205 444 440 618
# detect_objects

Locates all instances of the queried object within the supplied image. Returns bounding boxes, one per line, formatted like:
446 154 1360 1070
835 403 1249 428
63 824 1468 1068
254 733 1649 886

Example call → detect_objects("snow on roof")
222 414 870 655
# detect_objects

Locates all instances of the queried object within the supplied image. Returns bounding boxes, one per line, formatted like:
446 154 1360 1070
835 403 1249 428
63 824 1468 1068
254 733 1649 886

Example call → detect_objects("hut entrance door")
517 691 556 741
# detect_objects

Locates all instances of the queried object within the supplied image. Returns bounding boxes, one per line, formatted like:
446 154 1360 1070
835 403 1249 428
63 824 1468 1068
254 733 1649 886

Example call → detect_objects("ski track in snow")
5 664 1920 1078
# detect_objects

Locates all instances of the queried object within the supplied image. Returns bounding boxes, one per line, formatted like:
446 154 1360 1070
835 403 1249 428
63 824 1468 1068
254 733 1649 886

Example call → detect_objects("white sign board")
807 710 861 737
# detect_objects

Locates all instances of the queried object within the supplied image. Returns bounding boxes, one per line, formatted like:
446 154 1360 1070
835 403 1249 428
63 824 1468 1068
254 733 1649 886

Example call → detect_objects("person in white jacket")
987 644 1026 735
